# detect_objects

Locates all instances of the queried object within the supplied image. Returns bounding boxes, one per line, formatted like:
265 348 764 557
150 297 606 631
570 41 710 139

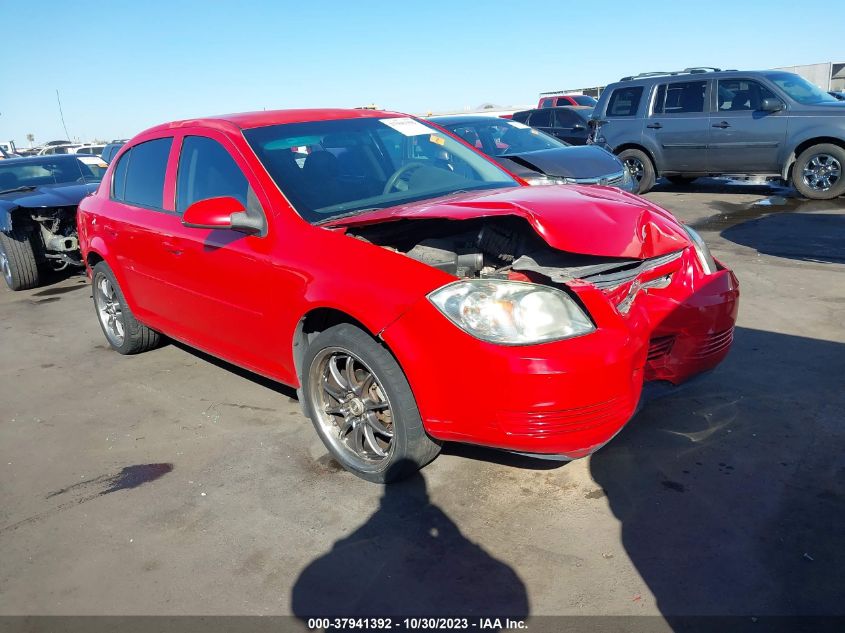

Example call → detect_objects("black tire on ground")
618 148 656 194
91 261 161 355
0 229 40 291
792 143 845 200
666 175 698 186
301 323 441 483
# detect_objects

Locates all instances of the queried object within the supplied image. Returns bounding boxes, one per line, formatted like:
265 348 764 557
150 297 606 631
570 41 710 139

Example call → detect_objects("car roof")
428 115 510 126
0 154 86 165
139 108 407 136
613 69 783 86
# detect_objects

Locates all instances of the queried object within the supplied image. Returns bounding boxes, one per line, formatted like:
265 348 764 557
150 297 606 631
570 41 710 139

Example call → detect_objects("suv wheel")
0 229 40 291
618 149 655 194
792 144 845 199
301 323 441 483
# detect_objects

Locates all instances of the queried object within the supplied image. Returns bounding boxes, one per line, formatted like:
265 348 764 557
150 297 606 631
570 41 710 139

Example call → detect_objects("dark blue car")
0 155 101 290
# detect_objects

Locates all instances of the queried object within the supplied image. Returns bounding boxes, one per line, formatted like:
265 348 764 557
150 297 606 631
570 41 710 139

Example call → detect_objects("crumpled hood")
498 145 624 180
327 185 690 259
0 182 97 212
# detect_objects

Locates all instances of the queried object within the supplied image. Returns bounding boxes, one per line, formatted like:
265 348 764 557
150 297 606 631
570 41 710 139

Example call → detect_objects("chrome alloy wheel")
94 274 125 346
308 348 394 465
0 247 10 287
623 157 645 183
802 153 842 191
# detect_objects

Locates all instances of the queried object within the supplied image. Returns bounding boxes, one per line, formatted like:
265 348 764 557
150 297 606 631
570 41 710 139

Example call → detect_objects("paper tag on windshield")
380 117 433 136
508 121 530 129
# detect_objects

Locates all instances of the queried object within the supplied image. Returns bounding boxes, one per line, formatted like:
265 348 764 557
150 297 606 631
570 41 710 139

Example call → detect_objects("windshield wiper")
0 185 37 195
315 207 385 225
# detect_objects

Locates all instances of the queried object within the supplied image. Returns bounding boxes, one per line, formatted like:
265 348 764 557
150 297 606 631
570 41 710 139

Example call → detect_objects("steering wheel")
383 162 427 194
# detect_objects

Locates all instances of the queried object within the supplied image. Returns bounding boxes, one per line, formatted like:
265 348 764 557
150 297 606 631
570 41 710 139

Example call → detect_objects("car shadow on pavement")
650 177 789 196
169 340 299 400
590 326 845 623
291 461 530 627
721 212 845 264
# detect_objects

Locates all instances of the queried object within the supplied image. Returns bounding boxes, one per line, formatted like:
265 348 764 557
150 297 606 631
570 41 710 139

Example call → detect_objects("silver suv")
590 67 845 198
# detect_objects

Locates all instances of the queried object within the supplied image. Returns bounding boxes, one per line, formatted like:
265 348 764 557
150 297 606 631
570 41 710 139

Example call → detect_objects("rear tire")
0 229 40 291
618 148 656 194
301 323 441 483
792 143 845 199
91 261 161 355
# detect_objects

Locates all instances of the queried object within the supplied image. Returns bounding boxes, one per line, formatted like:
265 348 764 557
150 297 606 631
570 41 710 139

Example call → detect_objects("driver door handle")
712 121 731 128
646 122 662 129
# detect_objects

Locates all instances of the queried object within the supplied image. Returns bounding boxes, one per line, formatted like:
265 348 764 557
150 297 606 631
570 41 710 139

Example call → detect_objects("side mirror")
760 98 784 112
182 196 263 235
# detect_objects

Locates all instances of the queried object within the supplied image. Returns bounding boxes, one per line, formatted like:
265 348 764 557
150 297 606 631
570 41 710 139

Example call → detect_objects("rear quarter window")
607 86 644 117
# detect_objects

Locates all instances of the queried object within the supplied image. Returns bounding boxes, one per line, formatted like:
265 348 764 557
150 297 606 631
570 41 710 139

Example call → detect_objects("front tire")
301 323 441 483
0 229 40 291
792 143 845 199
91 261 161 354
618 148 656 194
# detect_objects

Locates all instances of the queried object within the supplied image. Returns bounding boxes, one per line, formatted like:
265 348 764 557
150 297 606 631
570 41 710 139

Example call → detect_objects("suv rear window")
607 87 643 117
112 137 173 209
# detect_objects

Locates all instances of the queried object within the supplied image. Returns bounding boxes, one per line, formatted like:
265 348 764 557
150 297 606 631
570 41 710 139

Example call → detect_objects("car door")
551 109 588 145
708 78 788 172
645 80 711 172
155 132 279 370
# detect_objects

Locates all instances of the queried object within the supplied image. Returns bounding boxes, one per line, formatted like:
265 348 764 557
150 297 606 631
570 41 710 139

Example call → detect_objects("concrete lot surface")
1 180 843 624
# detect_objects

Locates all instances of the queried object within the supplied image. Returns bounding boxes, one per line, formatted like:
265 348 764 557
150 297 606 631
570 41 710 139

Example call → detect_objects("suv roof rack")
619 67 737 81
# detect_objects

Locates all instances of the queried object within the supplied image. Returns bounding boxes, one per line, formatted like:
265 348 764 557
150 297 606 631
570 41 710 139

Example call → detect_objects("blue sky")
2 0 844 146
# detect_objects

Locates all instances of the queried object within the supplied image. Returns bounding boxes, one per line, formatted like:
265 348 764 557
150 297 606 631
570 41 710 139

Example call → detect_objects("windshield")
571 95 598 106
244 117 517 224
441 119 567 157
0 157 101 191
767 72 839 105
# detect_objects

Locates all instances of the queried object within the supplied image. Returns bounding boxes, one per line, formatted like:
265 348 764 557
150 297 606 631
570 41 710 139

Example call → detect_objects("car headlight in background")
682 225 717 274
621 167 633 188
523 175 572 186
428 279 595 345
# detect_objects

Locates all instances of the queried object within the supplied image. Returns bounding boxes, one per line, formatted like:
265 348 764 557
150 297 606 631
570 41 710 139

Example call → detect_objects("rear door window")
607 86 643 117
528 110 552 127
553 109 580 128
114 137 173 209
653 81 707 114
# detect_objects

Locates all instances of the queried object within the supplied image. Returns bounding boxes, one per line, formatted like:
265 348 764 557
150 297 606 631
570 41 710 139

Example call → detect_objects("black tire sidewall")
0 230 39 291
619 149 656 194
301 323 437 483
792 144 845 200
91 261 157 355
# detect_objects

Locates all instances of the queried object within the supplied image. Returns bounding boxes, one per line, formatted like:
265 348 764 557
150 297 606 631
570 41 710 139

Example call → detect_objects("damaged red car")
77 109 739 483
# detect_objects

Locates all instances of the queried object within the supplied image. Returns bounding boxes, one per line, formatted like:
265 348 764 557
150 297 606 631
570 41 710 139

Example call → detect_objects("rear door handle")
712 121 731 128
646 122 662 129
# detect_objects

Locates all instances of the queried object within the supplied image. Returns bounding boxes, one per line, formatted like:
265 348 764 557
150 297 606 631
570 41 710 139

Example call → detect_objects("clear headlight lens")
683 225 717 274
428 279 595 345
524 175 573 186
621 167 633 186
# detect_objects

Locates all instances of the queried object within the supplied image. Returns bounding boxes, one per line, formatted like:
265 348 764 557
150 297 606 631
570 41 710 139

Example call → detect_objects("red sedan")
77 109 739 483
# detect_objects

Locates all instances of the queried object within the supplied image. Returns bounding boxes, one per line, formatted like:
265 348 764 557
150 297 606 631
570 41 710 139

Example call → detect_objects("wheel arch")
292 307 382 386
782 136 845 180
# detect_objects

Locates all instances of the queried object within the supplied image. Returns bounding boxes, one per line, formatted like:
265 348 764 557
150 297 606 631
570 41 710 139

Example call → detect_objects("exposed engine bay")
346 216 683 292
18 206 82 271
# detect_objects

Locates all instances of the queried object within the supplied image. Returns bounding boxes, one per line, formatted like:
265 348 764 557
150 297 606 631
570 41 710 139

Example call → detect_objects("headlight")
682 225 717 275
428 279 595 345
524 175 573 186
621 167 633 186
